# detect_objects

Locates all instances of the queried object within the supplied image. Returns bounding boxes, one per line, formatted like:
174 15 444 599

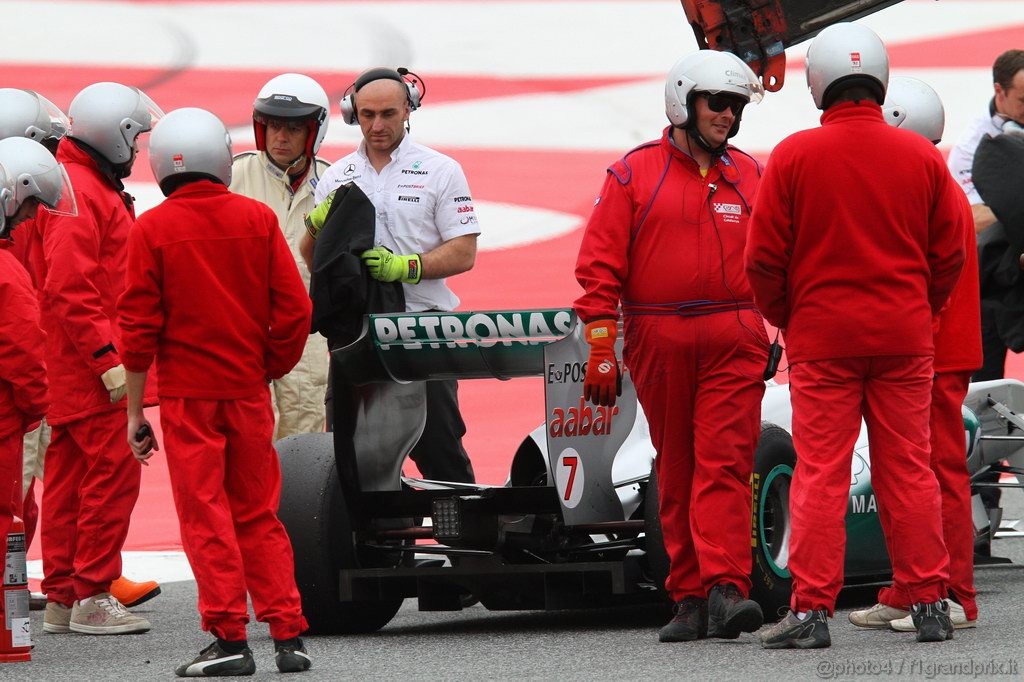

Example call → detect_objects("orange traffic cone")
1 517 31 663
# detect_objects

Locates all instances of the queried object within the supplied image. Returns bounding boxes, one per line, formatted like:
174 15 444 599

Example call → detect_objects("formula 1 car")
277 310 1024 633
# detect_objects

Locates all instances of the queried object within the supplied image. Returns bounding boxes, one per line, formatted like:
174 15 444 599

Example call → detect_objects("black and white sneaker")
175 641 256 677
911 600 955 643
760 609 831 649
275 637 312 673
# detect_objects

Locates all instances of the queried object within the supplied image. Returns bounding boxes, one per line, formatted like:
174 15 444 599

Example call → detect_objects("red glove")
583 319 622 407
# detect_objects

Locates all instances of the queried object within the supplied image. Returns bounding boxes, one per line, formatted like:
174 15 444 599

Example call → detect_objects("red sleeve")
40 196 121 375
0 261 50 423
745 156 793 329
927 159 967 315
266 217 313 380
573 165 634 323
117 221 164 373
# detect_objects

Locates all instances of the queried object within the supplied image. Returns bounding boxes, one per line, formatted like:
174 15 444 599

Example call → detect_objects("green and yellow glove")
361 246 422 284
303 191 335 240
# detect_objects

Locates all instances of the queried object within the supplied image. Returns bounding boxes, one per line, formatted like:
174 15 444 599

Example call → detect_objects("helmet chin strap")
683 123 727 156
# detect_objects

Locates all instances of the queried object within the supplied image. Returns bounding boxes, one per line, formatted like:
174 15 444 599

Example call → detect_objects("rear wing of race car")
679 0 907 91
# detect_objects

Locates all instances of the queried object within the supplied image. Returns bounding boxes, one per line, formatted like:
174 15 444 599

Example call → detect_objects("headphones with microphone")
340 67 424 125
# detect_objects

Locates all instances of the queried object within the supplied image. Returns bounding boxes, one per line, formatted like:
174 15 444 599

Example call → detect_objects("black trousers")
325 363 475 484
973 300 1007 382
408 379 475 483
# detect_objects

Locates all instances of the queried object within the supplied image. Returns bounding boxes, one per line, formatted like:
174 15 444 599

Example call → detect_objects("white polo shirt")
315 135 480 312
947 102 1008 206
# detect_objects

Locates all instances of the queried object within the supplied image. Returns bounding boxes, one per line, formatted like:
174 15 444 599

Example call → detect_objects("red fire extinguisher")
1 516 31 663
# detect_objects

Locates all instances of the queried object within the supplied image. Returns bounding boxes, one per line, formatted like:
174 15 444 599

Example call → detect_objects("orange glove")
583 319 622 407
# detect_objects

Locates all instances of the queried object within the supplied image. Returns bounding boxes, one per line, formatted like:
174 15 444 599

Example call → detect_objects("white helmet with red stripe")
253 73 330 157
806 22 889 110
149 108 233 193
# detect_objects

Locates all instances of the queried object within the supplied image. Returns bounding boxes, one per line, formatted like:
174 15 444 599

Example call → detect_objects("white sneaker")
848 603 910 628
890 601 976 631
43 602 72 634
69 593 151 635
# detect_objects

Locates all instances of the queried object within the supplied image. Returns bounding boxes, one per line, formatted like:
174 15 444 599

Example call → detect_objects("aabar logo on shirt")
713 202 742 215
457 205 474 214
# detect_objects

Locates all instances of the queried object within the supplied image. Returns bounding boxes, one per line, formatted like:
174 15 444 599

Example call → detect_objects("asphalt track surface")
15 491 1024 681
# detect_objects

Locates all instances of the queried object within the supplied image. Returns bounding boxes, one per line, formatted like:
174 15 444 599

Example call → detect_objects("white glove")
101 364 127 403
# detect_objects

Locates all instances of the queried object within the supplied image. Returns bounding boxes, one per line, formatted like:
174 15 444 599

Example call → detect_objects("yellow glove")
101 364 127 403
304 191 335 240
361 247 422 284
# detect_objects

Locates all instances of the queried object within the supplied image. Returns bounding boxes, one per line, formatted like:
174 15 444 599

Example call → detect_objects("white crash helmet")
149 108 232 194
806 22 889 110
253 73 330 157
0 89 69 145
68 82 164 165
0 136 77 236
665 50 764 130
882 76 945 144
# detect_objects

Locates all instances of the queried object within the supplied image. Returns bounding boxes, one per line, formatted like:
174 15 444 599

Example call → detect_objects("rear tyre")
277 433 404 634
750 425 796 620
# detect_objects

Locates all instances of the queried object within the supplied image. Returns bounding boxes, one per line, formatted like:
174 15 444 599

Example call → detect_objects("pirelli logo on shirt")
398 195 420 203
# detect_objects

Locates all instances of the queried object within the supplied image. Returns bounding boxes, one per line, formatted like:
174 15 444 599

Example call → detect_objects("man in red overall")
848 76 982 633
0 137 69 580
0 87 162 611
749 24 966 648
575 50 769 643
118 108 313 676
34 82 163 636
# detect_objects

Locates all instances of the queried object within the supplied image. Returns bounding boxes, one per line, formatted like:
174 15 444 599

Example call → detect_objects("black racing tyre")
642 463 671 598
750 425 796 621
277 433 404 634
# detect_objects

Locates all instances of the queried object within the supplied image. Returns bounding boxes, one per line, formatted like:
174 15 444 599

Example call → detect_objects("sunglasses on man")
704 93 746 116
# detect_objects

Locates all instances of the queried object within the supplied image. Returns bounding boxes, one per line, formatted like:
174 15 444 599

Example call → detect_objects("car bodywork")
277 310 1024 633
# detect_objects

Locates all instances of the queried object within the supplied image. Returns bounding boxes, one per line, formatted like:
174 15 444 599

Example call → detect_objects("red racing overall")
746 101 966 614
118 180 312 641
576 127 768 601
877 193 982 620
33 140 154 605
0 243 49 563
